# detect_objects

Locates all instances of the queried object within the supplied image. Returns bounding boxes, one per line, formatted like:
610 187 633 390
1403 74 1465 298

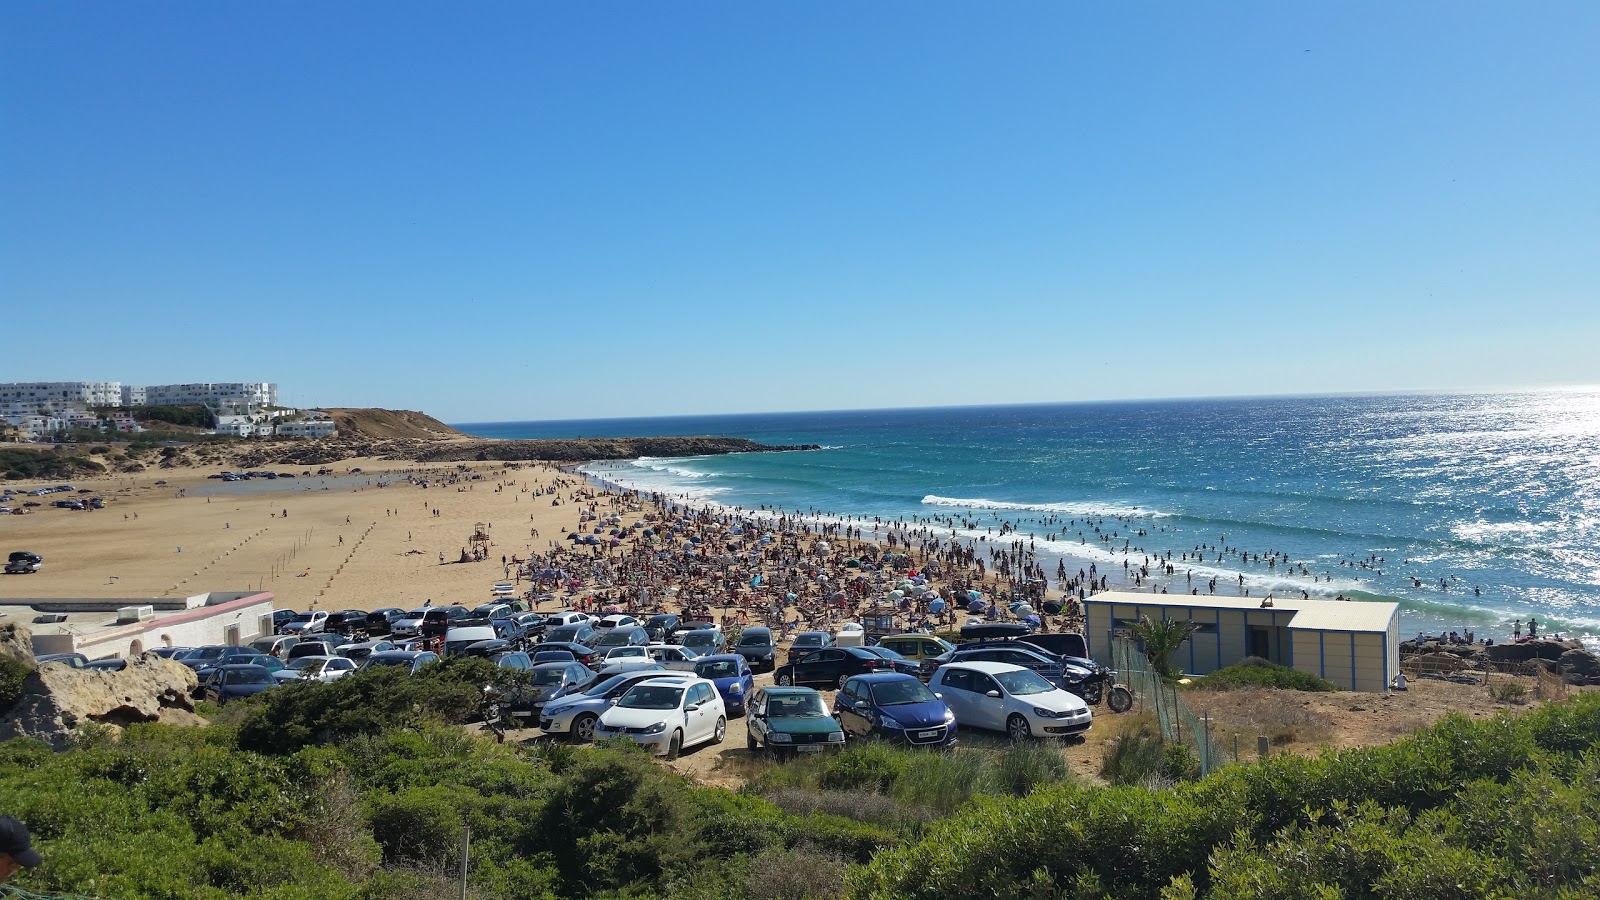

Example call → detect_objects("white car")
389 607 432 639
929 661 1092 740
280 610 329 635
645 644 702 671
593 676 728 758
835 622 866 647
541 669 693 742
272 655 358 683
334 640 396 664
603 646 652 664
544 611 592 628
594 614 639 632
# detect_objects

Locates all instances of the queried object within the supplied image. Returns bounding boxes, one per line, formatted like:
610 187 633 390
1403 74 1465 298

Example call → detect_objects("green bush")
1192 657 1339 692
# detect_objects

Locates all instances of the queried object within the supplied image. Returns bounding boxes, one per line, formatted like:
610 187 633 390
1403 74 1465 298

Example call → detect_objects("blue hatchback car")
833 673 956 748
692 654 755 716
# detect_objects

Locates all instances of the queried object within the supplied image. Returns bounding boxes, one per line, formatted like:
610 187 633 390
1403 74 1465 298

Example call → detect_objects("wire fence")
1111 637 1226 775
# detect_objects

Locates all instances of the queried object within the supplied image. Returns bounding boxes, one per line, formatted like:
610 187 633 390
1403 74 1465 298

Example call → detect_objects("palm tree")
1130 616 1198 681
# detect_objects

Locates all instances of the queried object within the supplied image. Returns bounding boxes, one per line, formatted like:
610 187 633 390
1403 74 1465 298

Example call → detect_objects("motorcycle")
480 685 507 743
1072 665 1134 713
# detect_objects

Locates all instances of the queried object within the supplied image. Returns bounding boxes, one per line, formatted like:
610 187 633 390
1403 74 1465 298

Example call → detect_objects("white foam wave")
921 495 1162 518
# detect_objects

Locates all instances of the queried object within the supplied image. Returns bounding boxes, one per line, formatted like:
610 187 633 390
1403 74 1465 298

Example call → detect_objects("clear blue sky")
3 3 1596 421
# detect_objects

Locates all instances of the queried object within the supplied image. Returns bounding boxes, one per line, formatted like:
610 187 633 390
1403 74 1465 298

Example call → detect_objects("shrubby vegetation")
4 658 1600 898
0 448 106 480
1191 656 1340 692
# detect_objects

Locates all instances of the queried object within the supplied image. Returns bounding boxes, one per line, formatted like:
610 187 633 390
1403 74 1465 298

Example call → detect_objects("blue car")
692 654 755 716
834 673 956 748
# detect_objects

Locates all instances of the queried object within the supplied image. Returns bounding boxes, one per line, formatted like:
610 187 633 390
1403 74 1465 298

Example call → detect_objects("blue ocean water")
457 390 1600 644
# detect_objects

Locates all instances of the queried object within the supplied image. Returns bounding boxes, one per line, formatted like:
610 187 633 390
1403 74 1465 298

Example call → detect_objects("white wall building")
143 382 278 408
121 384 147 406
21 592 277 659
275 420 337 438
0 382 124 408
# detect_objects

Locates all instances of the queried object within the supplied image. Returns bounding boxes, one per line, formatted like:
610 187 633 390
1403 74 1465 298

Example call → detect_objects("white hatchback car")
272 655 358 684
593 676 727 758
929 661 1092 740
644 644 702 671
595 614 639 632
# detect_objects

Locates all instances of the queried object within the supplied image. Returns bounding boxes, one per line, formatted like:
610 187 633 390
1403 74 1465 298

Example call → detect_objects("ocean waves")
921 495 1162 518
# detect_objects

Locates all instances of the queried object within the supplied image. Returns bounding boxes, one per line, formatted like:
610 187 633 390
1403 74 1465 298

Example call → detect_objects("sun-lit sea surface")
458 390 1600 645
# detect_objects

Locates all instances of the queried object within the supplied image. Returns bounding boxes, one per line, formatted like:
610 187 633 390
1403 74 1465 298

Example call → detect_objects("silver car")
540 669 692 742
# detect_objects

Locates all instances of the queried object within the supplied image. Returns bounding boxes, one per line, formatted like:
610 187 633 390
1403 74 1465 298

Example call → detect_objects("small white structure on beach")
1082 592 1401 692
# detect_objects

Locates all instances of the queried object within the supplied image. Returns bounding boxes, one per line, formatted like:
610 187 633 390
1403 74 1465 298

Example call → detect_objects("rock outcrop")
1400 636 1600 686
0 625 200 750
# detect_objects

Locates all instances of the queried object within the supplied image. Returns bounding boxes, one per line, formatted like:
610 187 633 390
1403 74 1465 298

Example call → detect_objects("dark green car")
745 687 845 753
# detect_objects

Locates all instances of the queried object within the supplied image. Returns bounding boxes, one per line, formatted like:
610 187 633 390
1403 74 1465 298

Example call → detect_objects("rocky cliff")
1401 636 1600 685
0 624 201 750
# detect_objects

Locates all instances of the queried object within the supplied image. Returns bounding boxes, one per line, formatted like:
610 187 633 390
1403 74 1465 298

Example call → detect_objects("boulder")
0 649 199 750
1411 651 1472 673
1558 648 1600 682
1483 639 1577 664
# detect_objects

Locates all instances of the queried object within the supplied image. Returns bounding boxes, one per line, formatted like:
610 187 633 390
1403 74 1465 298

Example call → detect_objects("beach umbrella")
828 591 848 603
816 541 830 552
889 590 904 600
566 533 581 542
968 590 982 602
910 575 926 585
609 538 621 547
929 598 946 614
1024 614 1042 628
968 599 986 613
1042 600 1063 615
750 574 762 586
845 558 861 568
689 535 702 543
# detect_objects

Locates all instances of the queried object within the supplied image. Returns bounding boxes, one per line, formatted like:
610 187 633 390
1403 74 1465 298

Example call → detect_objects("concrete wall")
29 594 275 660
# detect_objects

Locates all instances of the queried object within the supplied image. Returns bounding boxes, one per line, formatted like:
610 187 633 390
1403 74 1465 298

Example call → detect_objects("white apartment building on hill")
0 381 124 407
141 382 278 408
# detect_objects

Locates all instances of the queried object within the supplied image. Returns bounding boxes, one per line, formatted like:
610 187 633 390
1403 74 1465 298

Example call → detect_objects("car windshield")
287 657 323 670
995 669 1056 696
681 632 715 647
366 656 412 667
193 647 227 659
290 613 316 623
737 632 770 646
795 634 825 646
618 685 684 710
768 694 828 717
870 647 906 660
529 668 568 686
694 660 739 679
225 669 273 685
871 679 937 706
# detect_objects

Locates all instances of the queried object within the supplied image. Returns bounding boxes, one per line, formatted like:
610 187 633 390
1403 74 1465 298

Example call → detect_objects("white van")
443 626 498 656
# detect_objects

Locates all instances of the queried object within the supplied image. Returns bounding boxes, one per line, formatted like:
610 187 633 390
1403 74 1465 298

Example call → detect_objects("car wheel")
747 731 759 751
666 730 683 760
1108 685 1134 713
713 716 726 744
572 713 598 743
777 672 793 686
1007 713 1032 741
837 674 849 690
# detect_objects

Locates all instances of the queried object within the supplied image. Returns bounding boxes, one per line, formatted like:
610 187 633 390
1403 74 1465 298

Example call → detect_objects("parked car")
644 644 702 671
874 633 956 663
250 635 300 658
334 640 396 664
775 646 902 690
520 661 596 723
956 638 1112 701
512 612 548 638
924 644 1069 688
270 609 297 633
786 631 834 663
149 647 194 659
444 626 499 657
420 606 471 640
593 677 728 759
323 609 369 636
84 658 127 672
492 618 527 644
833 673 957 748
33 653 87 668
201 664 279 704
544 622 598 647
746 687 845 753
592 626 650 655
1016 632 1090 659
471 602 513 621
273 656 358 683
643 613 681 643
602 646 652 665
534 642 597 667
389 607 433 640
280 610 329 635
287 640 342 660
733 626 779 671
540 669 690 742
360 650 440 674
364 608 408 636
928 661 1092 740
856 645 923 677
594 614 639 633
678 629 727 655
183 646 263 675
5 552 42 575
692 654 754 716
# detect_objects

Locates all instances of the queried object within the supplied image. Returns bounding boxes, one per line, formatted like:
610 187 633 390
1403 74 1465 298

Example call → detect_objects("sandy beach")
1 459 584 612
0 458 1075 632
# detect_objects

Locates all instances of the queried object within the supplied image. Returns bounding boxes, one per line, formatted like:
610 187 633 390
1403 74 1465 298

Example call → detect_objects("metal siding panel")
1319 630 1326 679
1350 633 1356 691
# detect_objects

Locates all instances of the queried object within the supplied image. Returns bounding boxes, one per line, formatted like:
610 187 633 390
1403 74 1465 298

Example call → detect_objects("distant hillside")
319 408 466 441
